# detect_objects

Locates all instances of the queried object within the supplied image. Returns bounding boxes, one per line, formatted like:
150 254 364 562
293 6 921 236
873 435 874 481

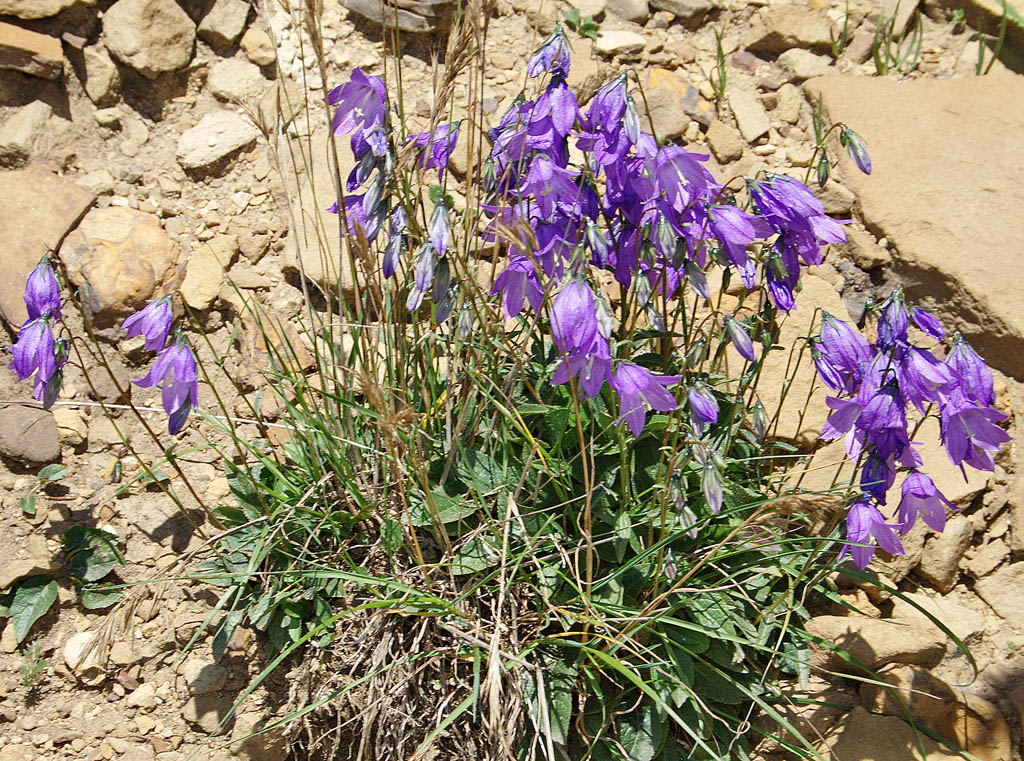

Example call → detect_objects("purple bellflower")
840 127 872 175
551 280 599 355
609 363 681 436
328 68 387 140
724 316 756 362
120 297 174 352
840 498 904 569
911 308 945 341
946 333 995 406
407 122 461 180
687 385 719 437
134 340 199 435
9 317 64 407
24 258 61 321
897 471 955 533
527 26 571 78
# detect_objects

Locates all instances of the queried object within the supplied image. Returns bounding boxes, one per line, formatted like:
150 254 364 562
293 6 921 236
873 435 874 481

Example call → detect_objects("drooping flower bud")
840 126 872 175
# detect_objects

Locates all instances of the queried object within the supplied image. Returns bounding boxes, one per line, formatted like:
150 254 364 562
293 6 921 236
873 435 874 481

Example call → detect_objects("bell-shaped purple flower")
407 122 461 180
120 297 173 352
491 258 544 319
328 68 387 139
840 127 872 176
133 340 199 435
911 308 945 341
609 363 681 436
428 203 451 258
817 312 871 393
840 498 904 570
897 472 955 534
940 389 1010 473
551 279 598 355
24 258 61 321
9 317 64 407
876 292 909 351
946 333 994 406
687 385 719 437
527 26 571 78
724 316 756 362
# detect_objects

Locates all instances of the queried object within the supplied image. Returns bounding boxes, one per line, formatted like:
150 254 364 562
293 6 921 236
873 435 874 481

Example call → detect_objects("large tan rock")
804 614 946 672
0 0 92 18
0 166 94 327
60 207 183 322
0 19 63 78
281 128 358 300
823 707 963 761
805 75 1024 381
976 562 1024 625
860 666 959 743
103 0 195 78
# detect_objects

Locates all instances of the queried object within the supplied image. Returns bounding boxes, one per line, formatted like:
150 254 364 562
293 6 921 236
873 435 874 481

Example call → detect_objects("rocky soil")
0 0 1023 758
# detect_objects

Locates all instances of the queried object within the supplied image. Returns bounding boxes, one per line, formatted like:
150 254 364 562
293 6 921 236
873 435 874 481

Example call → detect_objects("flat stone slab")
0 166 94 326
806 75 1024 380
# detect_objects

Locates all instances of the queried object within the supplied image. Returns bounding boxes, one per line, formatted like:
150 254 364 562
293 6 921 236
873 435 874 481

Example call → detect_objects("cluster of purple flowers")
812 291 1010 568
9 259 66 408
323 30 858 438
327 67 461 316
8 258 197 434
121 298 199 435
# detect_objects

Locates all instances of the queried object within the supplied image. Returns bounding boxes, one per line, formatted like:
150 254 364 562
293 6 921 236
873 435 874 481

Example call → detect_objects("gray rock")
595 29 646 57
197 0 250 47
181 658 228 695
806 75 1024 381
604 0 648 24
0 536 56 590
240 25 275 67
774 82 802 125
0 19 64 78
647 0 710 26
777 48 831 82
889 591 987 646
746 5 833 54
815 179 856 215
103 0 196 79
231 712 288 761
182 694 235 734
966 538 1008 579
804 614 946 673
82 44 120 106
208 58 266 102
842 26 875 64
0 406 60 465
728 88 769 143
834 229 891 270
177 110 259 170
0 100 52 168
705 119 743 163
976 561 1024 623
916 514 973 593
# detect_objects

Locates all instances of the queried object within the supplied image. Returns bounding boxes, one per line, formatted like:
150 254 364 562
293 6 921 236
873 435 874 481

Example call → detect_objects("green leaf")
211 610 244 661
37 464 67 482
457 449 506 494
63 526 124 582
409 489 476 527
522 651 576 746
80 585 122 610
381 518 403 552
616 699 664 761
10 577 57 643
450 537 499 575
19 495 36 517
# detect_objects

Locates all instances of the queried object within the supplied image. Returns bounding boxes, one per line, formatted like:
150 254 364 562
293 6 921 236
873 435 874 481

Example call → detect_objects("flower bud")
840 127 872 175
